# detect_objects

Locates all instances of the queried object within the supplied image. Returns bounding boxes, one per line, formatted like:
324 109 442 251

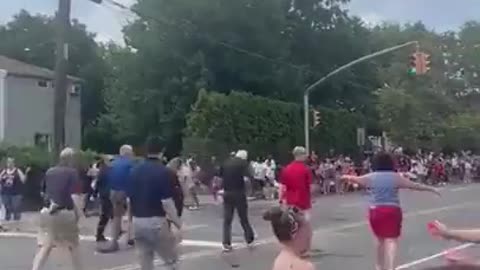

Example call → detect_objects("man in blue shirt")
127 137 182 270
106 144 134 252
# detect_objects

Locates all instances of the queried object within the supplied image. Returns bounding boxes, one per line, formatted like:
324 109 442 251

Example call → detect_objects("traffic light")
312 109 321 128
408 52 431 75
408 53 419 75
423 53 431 74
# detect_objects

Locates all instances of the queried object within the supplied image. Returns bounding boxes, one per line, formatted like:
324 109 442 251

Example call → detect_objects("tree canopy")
2 2 480 156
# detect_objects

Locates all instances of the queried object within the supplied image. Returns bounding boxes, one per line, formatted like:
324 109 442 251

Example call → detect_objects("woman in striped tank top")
341 152 440 270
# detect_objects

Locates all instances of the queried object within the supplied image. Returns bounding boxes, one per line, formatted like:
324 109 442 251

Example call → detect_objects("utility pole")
53 0 71 158
303 40 419 154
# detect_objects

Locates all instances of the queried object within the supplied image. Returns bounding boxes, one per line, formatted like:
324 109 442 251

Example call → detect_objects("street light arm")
304 40 418 95
303 40 418 154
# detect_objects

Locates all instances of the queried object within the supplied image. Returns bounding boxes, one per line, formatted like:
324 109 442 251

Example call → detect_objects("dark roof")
0 55 81 82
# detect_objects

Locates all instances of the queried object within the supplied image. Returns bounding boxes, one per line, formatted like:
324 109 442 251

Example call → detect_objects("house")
0 55 81 149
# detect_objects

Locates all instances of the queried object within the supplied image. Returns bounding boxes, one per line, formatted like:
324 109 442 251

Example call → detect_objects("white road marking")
103 249 217 270
0 223 207 241
451 186 469 192
184 224 208 231
396 243 474 269
0 231 100 241
0 231 226 248
102 201 477 270
312 201 476 236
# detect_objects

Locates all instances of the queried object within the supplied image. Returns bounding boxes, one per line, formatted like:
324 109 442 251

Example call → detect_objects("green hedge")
0 145 99 211
0 144 98 170
183 89 362 163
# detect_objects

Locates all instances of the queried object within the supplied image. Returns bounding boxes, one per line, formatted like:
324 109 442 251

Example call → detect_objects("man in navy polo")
127 137 182 270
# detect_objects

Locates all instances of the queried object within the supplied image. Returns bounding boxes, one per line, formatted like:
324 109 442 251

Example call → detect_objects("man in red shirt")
280 146 313 256
281 147 312 212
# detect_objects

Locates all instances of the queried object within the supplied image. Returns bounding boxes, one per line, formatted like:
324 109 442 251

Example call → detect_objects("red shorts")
369 205 402 239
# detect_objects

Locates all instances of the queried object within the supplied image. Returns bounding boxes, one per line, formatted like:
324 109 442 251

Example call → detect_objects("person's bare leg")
72 194 85 220
31 244 53 270
375 238 385 270
68 245 83 270
384 238 398 270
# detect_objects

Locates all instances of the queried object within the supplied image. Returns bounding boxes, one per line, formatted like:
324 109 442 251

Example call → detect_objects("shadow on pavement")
309 251 364 262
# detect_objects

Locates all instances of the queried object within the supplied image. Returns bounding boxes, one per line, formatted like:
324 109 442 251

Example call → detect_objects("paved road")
1 185 480 270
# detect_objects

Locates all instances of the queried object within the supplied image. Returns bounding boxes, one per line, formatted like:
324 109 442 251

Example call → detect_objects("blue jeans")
1 195 22 221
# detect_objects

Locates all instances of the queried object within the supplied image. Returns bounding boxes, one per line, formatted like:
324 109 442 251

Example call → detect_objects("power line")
93 0 310 73
97 0 132 27
92 0 379 93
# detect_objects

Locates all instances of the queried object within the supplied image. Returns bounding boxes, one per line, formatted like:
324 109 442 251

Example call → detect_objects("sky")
1 0 480 43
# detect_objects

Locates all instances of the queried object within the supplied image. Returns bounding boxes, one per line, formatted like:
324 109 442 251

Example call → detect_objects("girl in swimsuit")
264 206 315 270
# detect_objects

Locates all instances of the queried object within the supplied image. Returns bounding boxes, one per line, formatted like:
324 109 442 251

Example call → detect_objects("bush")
0 144 52 170
184 89 362 163
0 145 100 211
0 144 99 170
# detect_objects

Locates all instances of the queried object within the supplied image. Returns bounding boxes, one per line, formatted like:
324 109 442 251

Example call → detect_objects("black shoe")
96 235 107 242
127 239 135 246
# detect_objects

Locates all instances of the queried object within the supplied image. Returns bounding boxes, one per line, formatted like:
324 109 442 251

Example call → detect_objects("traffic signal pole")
304 94 310 153
303 40 419 154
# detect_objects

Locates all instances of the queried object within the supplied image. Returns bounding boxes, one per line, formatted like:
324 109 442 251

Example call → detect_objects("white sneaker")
222 245 233 253
247 241 257 250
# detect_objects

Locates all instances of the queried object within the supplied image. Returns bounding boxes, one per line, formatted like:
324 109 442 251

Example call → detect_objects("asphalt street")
1 185 480 270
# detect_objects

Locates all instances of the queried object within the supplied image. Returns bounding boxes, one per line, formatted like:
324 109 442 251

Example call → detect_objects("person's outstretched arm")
395 174 441 196
340 174 369 187
435 221 480 243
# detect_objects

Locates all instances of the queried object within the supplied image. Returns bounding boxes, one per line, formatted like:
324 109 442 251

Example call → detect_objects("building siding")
0 70 6 140
3 76 81 148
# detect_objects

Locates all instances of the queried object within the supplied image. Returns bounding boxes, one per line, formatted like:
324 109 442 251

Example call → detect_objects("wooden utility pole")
53 0 71 158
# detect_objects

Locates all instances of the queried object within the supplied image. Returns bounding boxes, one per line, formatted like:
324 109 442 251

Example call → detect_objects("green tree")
100 0 380 155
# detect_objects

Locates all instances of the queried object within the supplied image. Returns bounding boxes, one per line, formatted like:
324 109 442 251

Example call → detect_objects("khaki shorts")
110 190 128 217
37 209 79 247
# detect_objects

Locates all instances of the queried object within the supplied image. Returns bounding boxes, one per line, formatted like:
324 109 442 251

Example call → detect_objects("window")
37 80 48 87
70 84 81 96
34 133 51 150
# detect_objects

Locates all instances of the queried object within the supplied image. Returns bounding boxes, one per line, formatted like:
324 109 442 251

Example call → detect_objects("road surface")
1 185 480 270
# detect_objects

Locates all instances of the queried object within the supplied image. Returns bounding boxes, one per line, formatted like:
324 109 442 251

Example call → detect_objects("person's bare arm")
305 261 315 270
17 169 26 183
435 221 480 243
340 174 369 187
395 174 440 196
71 170 82 222
162 198 182 230
444 229 480 243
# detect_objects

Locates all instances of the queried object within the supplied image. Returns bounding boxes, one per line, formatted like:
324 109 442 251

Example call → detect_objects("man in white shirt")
264 160 276 200
464 160 473 183
253 159 267 199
